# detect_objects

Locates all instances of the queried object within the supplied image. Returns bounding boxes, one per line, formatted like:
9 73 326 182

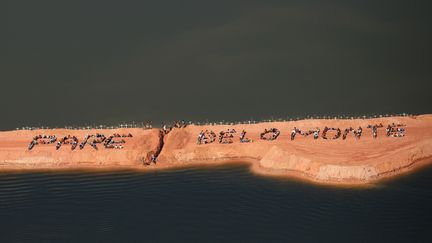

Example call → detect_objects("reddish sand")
1 115 432 185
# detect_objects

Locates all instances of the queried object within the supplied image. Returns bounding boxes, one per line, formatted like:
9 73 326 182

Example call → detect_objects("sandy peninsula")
1 115 432 185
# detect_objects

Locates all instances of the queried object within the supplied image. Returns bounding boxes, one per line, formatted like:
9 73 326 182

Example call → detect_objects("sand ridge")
1 115 431 185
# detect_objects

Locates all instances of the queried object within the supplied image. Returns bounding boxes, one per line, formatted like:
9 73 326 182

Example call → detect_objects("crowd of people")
79 133 133 150
19 122 153 131
28 133 132 150
386 123 406 137
197 129 254 144
105 133 133 149
15 113 414 132
322 127 342 140
196 123 406 145
291 127 346 140
260 128 280 141
197 130 217 144
342 127 363 140
173 120 187 129
143 121 153 129
28 135 57 150
367 124 383 138
162 120 188 134
161 123 172 134
56 135 79 150
240 130 252 143
218 129 236 144
143 130 165 166
290 127 320 140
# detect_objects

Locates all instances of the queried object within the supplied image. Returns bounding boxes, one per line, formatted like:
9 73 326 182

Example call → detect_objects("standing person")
291 127 297 140
240 130 246 142
197 130 204 144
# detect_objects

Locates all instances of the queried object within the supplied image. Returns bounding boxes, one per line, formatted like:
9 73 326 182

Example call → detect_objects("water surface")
1 164 432 242
3 0 432 130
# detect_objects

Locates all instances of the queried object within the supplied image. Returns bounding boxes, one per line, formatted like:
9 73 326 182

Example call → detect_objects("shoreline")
1 115 432 186
0 156 430 188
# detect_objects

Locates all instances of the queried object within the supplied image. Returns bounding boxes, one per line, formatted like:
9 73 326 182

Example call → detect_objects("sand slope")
1 115 432 185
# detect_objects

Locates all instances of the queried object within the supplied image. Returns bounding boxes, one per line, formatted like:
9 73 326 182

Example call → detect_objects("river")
1 164 431 242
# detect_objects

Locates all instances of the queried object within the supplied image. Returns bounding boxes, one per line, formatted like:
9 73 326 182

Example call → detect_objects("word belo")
28 133 133 150
197 123 406 144
198 129 253 144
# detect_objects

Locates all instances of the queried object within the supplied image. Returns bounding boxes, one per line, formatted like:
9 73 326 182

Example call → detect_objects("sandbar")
1 115 431 185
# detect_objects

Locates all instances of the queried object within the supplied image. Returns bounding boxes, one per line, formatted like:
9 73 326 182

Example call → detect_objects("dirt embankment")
1 115 432 185
0 128 160 170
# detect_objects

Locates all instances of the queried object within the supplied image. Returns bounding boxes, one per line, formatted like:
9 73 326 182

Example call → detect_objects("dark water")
3 0 432 130
4 1 431 241
1 164 431 242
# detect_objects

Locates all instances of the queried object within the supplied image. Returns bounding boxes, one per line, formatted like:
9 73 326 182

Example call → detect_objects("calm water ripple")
0 164 432 242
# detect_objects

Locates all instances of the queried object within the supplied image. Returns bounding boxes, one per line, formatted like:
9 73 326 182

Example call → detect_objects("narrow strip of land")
1 115 431 185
